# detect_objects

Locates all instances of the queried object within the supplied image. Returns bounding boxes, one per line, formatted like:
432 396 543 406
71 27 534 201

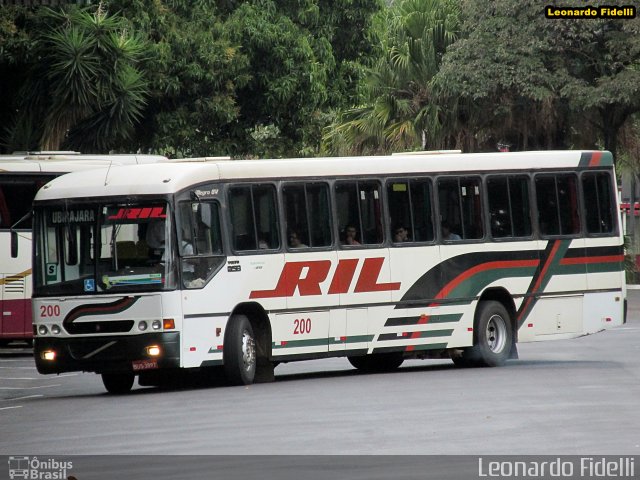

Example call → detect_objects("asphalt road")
1 291 639 468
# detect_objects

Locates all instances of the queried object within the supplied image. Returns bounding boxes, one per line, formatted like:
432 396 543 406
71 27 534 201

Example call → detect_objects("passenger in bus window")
288 230 308 248
441 220 461 241
146 220 166 261
393 225 410 242
343 225 361 245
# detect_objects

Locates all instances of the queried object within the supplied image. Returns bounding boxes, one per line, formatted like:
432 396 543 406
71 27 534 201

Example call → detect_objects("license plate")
132 359 158 371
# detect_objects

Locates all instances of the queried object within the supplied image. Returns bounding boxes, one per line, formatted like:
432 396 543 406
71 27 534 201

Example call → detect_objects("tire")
101 372 135 394
451 354 477 368
224 315 257 385
454 301 512 368
348 352 404 372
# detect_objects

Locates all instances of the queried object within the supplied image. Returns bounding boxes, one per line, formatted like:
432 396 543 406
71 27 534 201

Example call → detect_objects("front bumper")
34 332 180 375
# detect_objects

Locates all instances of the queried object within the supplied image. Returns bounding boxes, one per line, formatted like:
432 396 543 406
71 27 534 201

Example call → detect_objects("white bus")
0 151 168 345
30 150 625 393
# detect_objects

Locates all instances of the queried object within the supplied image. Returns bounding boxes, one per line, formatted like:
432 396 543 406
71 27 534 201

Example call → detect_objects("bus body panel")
0 152 168 342
0 232 32 341
29 150 626 387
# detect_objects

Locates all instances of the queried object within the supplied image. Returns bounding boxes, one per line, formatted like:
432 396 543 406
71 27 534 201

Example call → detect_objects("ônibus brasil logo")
8 456 73 480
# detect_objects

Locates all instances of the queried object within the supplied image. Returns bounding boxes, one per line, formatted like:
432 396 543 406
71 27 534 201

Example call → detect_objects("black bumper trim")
34 332 181 375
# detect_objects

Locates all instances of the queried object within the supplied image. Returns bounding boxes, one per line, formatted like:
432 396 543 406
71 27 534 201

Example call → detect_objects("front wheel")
101 372 135 394
224 315 257 385
454 301 513 368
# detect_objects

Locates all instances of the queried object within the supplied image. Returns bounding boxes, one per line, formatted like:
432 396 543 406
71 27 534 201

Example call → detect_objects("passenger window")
229 184 279 251
0 174 56 229
387 179 434 243
283 183 332 249
335 181 383 246
536 174 580 236
582 172 615 235
487 176 532 238
437 177 483 240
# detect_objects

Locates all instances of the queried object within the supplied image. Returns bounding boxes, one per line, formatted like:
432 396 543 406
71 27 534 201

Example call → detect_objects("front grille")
65 320 134 335
68 339 127 360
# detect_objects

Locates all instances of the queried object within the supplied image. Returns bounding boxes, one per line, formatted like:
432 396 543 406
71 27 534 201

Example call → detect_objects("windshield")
34 202 177 296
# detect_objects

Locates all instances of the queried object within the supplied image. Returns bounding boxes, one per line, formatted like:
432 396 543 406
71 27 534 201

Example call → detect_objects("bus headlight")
51 325 61 335
42 350 56 361
152 320 162 330
38 325 49 336
138 321 148 331
146 345 161 357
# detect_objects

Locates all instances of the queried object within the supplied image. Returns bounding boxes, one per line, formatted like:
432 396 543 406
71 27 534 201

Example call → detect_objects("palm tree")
323 0 460 155
16 5 148 152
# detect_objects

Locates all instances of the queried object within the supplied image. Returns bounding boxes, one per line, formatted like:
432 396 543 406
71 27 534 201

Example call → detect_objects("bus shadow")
127 361 458 394
47 357 621 398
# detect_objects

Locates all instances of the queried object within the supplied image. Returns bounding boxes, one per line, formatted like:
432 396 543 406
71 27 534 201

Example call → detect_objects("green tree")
323 0 460 155
0 7 34 151
223 0 336 157
105 0 250 157
2 1 383 156
8 5 149 152
435 0 640 156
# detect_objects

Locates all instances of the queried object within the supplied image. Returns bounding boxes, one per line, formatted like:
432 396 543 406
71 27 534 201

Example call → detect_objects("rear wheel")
348 352 404 372
224 315 257 385
453 301 513 368
101 372 135 394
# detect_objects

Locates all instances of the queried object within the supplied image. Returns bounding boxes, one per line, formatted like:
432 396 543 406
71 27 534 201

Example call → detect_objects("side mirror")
10 230 18 258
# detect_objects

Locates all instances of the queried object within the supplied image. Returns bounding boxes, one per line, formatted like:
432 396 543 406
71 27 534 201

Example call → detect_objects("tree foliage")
5 5 149 152
103 0 250 157
0 1 383 157
224 0 382 157
3 1 638 158
435 0 640 155
323 0 460 155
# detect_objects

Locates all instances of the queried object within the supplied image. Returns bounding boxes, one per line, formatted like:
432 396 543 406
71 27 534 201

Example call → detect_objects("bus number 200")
293 318 311 335
40 305 61 317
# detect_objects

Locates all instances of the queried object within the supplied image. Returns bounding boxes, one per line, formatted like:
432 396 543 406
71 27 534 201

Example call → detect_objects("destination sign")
50 209 95 224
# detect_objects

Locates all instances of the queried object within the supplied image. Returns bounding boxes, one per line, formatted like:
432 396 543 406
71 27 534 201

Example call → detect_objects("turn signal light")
163 319 175 330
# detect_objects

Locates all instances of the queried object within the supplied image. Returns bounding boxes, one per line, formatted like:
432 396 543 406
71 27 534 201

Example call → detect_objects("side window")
437 177 483 241
178 201 225 289
487 175 532 238
582 172 616 235
335 181 383 246
283 183 332 249
536 174 580 236
229 184 279 251
0 174 56 229
387 179 434 243
179 201 223 255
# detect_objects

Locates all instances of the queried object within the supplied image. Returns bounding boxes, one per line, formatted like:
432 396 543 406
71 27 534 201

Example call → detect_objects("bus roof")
33 150 612 201
0 153 168 174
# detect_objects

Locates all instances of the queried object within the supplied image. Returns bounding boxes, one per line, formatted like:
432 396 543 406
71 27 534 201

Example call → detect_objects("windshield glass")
34 202 176 296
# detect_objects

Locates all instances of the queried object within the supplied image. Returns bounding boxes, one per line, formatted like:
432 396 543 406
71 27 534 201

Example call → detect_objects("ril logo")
249 258 400 299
